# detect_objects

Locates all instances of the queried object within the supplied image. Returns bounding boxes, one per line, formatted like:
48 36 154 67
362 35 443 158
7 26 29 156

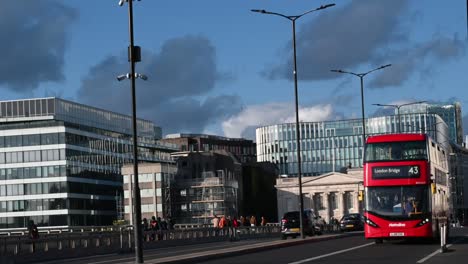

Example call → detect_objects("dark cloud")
263 0 409 81
78 35 242 135
369 35 465 88
0 1 77 91
144 95 242 135
263 0 465 89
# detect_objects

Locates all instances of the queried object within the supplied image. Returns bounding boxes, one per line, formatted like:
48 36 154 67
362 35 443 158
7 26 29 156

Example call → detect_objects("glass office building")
0 98 178 228
398 102 463 145
256 112 449 176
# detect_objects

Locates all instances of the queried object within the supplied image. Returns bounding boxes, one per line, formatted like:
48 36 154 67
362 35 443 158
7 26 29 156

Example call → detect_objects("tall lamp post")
117 0 146 263
251 3 335 239
330 64 391 163
372 101 426 133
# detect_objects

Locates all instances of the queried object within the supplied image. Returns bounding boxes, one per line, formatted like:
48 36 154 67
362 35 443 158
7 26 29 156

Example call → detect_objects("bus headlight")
415 218 430 227
363 216 379 228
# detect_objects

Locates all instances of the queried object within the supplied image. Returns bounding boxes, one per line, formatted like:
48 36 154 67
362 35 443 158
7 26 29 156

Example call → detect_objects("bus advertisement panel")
363 133 449 243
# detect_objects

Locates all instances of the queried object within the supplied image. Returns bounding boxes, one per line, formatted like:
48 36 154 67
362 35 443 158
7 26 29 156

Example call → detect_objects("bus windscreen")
366 186 429 220
365 141 427 162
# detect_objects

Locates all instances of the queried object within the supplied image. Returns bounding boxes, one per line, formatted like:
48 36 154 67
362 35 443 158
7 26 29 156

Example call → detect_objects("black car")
339 213 364 232
281 210 322 239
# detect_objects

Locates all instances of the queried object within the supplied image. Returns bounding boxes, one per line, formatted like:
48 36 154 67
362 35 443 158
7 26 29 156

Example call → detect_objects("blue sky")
1 0 468 140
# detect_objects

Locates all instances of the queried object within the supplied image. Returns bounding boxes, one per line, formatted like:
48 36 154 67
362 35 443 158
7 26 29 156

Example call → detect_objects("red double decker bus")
363 133 449 243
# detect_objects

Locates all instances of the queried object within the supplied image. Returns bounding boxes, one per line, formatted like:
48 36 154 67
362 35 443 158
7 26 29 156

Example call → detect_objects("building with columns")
275 168 363 223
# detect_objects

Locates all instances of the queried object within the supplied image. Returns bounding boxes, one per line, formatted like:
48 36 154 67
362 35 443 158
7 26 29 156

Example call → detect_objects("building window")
345 192 353 209
330 193 337 210
313 194 323 210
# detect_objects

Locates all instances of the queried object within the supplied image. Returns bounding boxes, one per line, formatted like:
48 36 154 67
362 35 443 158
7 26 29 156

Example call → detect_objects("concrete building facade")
122 163 176 224
162 133 256 164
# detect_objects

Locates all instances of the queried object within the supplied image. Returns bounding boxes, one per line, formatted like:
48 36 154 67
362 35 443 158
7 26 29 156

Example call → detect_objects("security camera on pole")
116 0 146 263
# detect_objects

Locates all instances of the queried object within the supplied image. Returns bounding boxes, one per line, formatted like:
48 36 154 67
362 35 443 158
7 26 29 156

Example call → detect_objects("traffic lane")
308 239 442 264
197 233 445 264
198 233 371 264
422 228 468 264
36 238 279 264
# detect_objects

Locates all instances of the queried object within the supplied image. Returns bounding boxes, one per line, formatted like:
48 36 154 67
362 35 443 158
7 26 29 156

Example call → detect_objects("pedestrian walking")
250 215 257 227
142 218 149 241
232 216 240 241
212 215 220 228
28 220 39 239
150 216 158 240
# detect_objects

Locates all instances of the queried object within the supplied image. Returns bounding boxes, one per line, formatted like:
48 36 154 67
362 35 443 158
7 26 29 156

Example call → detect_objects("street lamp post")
330 64 391 164
372 101 427 133
252 4 335 239
117 0 145 263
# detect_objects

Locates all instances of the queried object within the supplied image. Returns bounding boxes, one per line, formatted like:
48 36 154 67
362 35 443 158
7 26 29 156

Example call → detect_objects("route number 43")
408 166 419 175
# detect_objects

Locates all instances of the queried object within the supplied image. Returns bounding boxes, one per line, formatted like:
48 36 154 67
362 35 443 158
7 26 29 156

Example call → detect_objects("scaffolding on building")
115 190 125 221
162 172 174 220
175 170 239 224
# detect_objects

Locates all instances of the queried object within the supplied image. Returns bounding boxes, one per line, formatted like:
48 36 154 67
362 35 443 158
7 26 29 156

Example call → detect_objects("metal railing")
0 223 345 263
0 225 281 263
0 226 126 237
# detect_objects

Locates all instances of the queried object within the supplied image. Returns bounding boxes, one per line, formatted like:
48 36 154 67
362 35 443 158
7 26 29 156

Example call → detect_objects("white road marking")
80 240 262 264
416 243 453 263
288 242 375 264
85 257 134 264
416 234 468 263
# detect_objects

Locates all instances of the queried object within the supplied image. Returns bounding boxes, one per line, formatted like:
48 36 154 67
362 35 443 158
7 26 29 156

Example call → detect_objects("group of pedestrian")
141 216 174 241
212 215 239 229
212 215 268 229
239 215 268 227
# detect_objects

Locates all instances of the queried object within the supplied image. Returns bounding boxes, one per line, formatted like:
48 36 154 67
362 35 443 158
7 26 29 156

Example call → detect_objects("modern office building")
162 133 256 164
448 145 468 225
0 97 178 228
398 102 463 145
256 112 449 176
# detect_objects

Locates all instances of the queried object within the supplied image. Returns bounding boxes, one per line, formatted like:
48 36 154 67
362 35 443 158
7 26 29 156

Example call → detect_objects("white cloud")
222 103 334 138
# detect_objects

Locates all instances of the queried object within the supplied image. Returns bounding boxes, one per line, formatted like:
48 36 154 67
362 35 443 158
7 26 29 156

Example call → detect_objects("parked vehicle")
340 213 364 232
281 209 323 239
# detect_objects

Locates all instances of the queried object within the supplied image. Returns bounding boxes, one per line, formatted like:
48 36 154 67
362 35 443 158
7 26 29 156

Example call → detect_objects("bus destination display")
372 165 420 179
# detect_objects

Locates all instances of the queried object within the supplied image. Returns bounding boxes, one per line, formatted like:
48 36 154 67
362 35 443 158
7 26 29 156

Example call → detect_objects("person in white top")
212 215 220 228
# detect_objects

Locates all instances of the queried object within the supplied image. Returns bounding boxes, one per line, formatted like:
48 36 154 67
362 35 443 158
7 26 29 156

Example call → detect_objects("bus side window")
391 146 402 160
